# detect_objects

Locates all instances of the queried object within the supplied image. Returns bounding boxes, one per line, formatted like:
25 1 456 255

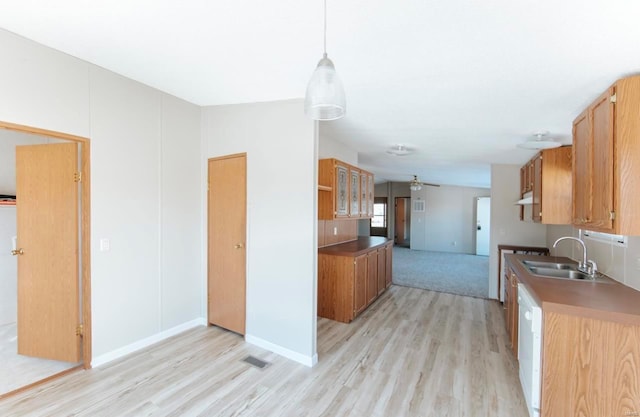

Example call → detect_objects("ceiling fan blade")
420 182 440 187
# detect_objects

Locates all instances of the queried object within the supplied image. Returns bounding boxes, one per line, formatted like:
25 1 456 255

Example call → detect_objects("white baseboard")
245 334 317 367
91 318 206 368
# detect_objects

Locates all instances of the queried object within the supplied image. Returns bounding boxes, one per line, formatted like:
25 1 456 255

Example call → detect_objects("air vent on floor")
242 355 270 369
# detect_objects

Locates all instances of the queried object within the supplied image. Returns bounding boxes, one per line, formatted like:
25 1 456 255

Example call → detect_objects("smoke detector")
386 144 413 156
517 131 561 150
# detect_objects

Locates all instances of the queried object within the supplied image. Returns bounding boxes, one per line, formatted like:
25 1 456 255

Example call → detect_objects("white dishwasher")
518 283 542 417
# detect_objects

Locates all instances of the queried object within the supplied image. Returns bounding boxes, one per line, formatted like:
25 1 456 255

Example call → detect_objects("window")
583 230 627 247
371 201 387 227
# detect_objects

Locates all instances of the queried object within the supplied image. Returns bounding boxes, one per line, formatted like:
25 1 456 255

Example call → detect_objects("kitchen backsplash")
547 224 640 291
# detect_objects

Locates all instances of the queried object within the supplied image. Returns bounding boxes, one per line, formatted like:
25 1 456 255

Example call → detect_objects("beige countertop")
505 253 640 325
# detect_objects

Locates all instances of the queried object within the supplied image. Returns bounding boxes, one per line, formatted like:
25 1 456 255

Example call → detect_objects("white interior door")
476 197 490 256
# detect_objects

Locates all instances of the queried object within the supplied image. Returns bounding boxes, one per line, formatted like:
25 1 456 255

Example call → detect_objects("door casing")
0 121 91 369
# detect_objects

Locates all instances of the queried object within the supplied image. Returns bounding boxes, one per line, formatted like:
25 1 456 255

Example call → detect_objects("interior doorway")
475 197 491 256
394 197 411 247
0 121 91 397
207 153 247 335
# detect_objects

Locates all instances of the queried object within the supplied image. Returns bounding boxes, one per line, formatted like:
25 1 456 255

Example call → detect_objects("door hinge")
74 172 82 183
76 324 84 336
610 93 617 103
610 211 616 220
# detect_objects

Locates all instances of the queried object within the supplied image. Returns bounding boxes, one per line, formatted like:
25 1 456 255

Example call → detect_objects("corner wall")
0 28 203 364
201 99 317 366
488 164 547 299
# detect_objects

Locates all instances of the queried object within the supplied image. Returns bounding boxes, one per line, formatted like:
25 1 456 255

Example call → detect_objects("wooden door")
395 198 406 244
208 154 246 334
590 88 615 231
573 111 591 226
354 255 367 315
16 142 81 362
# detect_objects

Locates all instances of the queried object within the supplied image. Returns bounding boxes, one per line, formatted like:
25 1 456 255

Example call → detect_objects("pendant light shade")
304 0 346 120
305 53 346 120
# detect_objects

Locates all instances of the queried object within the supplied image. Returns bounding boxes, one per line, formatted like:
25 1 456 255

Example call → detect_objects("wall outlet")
333 227 338 236
100 238 110 252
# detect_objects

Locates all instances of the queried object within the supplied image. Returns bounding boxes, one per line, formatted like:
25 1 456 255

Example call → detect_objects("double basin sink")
522 260 610 283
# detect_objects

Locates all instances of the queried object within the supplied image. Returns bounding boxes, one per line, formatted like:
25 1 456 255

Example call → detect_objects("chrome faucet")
552 236 598 276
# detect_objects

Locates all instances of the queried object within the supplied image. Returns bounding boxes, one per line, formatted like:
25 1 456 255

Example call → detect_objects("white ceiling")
2 0 640 188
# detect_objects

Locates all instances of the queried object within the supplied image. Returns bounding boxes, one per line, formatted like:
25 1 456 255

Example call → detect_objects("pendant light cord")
323 0 327 56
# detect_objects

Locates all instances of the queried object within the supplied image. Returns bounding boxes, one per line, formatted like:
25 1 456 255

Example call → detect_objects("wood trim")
0 120 92 370
0 365 82 400
208 152 247 162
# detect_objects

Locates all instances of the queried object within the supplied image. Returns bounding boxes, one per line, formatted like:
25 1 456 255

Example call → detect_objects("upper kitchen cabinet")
520 146 572 224
572 75 640 234
318 158 374 220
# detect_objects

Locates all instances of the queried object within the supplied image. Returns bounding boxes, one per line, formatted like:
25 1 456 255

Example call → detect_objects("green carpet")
392 247 489 298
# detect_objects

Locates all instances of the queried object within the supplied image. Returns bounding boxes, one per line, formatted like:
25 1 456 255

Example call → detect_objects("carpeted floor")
392 247 489 298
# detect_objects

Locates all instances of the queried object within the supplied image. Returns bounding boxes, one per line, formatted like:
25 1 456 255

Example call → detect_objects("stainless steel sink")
522 260 576 270
524 263 611 283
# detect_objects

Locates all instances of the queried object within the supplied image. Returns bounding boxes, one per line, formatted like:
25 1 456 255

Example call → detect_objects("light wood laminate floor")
0 286 528 417
0 322 78 395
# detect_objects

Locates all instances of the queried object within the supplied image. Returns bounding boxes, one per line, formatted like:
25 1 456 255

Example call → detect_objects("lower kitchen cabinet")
504 267 519 358
318 238 393 323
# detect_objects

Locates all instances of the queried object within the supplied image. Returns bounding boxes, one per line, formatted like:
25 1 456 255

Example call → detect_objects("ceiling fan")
409 175 440 191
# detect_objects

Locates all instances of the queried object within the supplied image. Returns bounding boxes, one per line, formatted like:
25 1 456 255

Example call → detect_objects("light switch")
100 238 110 252
333 227 338 236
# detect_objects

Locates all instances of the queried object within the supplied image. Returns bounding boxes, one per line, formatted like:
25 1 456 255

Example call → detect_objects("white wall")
0 206 16 326
0 28 202 362
410 185 490 254
546 225 640 291
201 99 317 366
488 164 547 299
318 131 357 165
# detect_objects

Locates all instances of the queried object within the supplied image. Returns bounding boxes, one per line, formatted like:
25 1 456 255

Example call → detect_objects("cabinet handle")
234 243 244 249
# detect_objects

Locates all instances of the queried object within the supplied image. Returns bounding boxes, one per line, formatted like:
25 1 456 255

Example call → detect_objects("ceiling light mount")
517 130 561 150
304 0 346 121
387 144 413 156
409 175 422 191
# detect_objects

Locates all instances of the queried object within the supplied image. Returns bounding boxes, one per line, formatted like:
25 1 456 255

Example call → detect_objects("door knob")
234 243 244 249
11 248 24 256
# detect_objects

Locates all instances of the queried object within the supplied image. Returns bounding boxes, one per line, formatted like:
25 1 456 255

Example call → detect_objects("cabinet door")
360 173 368 217
350 167 360 217
532 154 543 222
504 270 511 337
573 111 591 226
385 243 392 288
590 88 615 231
354 255 367 315
366 251 377 304
510 273 519 357
335 163 349 218
367 174 374 217
377 247 386 295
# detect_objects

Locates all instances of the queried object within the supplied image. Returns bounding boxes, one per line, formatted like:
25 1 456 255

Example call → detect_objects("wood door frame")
0 120 92 370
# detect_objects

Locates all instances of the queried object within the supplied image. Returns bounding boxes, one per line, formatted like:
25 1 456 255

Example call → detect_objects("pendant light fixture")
304 0 346 120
